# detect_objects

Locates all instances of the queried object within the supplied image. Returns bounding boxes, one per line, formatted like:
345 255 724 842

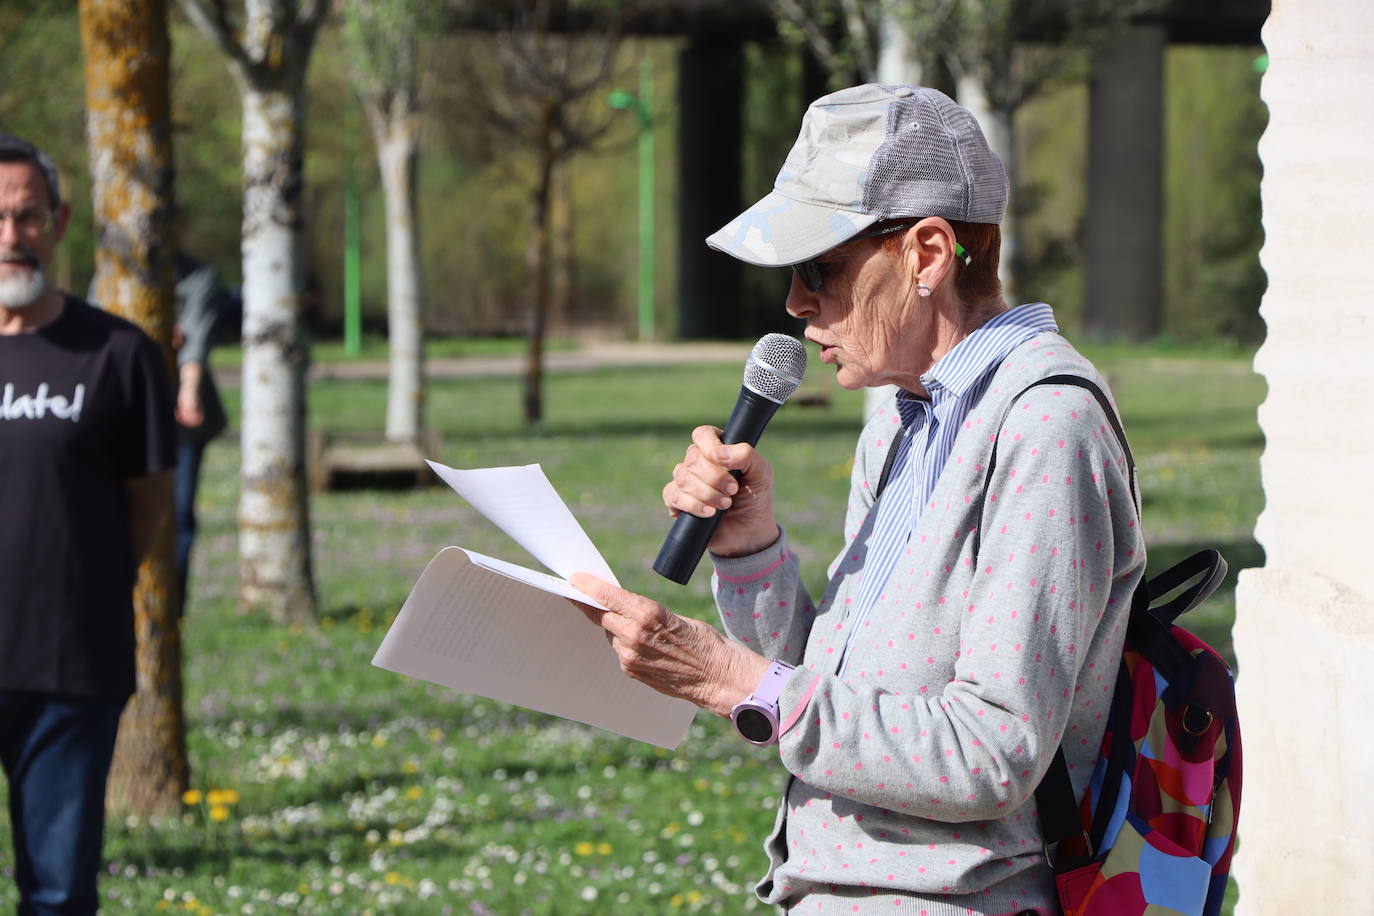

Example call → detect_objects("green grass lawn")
0 341 1262 914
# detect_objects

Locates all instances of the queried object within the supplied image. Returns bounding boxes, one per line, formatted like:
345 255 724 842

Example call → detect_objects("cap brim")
705 190 877 267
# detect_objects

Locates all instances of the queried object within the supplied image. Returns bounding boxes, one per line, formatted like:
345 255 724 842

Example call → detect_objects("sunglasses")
791 222 971 293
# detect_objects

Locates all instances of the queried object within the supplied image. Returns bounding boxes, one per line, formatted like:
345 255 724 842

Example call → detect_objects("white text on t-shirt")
0 382 86 422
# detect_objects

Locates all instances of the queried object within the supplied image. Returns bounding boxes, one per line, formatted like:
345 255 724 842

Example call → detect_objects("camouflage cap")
706 84 1007 267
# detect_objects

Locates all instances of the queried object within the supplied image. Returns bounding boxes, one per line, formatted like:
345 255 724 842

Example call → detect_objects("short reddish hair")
946 220 1002 304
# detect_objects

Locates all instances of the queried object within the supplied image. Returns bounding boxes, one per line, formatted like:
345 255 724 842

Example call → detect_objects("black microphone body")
652 386 783 585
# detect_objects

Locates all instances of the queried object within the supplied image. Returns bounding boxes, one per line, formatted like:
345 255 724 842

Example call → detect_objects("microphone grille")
743 333 808 404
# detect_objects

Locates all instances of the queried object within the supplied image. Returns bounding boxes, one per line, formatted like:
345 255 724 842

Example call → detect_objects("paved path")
218 340 751 383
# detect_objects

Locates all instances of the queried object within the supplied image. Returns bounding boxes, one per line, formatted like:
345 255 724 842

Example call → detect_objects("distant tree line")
0 2 1266 349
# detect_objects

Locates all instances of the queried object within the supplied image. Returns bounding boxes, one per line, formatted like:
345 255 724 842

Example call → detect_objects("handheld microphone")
652 333 808 584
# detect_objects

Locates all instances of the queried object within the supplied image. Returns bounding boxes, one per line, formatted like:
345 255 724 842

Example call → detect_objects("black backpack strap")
977 375 1136 865
872 426 908 502
1146 548 1229 626
873 375 1139 861
1033 750 1082 849
1036 659 1136 869
975 374 1137 559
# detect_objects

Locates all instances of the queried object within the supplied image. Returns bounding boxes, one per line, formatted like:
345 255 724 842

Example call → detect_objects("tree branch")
176 0 254 80
774 0 843 74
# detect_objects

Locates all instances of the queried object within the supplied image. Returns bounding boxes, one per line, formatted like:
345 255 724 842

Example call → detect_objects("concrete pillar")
1233 1 1374 912
676 35 743 340
1082 24 1166 341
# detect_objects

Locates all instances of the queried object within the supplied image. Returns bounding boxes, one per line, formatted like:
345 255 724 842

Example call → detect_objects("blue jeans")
174 436 206 602
0 693 126 915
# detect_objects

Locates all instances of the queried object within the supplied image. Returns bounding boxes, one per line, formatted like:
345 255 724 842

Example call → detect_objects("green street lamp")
343 104 362 358
608 59 656 342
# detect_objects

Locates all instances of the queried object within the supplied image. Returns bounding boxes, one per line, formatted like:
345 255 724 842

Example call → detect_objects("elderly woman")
573 84 1144 916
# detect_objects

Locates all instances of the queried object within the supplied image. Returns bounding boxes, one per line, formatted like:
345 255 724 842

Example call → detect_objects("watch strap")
752 660 794 705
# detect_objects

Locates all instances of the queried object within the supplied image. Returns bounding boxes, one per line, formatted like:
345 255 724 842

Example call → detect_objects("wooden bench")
307 428 442 492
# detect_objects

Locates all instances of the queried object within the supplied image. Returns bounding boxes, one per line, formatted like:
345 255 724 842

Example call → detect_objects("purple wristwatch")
731 660 795 746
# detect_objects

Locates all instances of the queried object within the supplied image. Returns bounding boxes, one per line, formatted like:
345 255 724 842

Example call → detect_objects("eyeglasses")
791 222 971 293
0 206 55 235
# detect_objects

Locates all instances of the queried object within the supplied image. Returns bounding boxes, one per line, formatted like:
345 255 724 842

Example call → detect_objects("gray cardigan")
712 333 1145 915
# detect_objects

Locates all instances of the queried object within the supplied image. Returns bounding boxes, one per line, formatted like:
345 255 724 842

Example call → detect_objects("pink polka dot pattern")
710 330 1145 915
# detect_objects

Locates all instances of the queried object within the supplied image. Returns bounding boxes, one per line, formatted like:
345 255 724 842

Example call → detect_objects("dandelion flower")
181 789 202 805
596 842 612 856
208 805 230 822
405 786 422 800
574 841 594 857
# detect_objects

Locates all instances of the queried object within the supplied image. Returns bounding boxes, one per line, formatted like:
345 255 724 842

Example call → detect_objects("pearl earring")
916 282 932 298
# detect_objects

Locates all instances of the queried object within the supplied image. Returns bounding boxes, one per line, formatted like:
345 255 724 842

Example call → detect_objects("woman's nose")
784 271 818 319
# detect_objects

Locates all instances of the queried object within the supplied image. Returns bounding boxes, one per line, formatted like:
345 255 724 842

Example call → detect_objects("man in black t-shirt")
0 135 175 913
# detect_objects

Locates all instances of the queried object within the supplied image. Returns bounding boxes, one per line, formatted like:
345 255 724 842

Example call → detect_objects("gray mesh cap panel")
706 84 1007 267
862 87 1008 224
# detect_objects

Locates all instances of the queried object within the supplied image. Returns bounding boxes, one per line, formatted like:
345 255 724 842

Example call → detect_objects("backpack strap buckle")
1044 829 1096 869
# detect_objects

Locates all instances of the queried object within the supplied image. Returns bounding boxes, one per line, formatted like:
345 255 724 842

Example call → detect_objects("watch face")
735 707 774 744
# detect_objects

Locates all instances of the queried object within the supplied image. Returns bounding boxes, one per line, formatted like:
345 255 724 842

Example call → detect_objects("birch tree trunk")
78 0 188 815
365 103 424 444
180 0 325 623
987 103 1017 301
238 82 317 622
955 72 1018 301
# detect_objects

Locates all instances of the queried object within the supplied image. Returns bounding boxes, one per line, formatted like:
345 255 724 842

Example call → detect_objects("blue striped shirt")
836 302 1060 673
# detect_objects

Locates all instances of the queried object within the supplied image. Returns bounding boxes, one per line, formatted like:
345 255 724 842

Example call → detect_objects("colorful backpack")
1033 547 1241 916
878 374 1243 916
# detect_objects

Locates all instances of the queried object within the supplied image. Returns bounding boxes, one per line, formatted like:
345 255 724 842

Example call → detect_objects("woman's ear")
905 217 958 293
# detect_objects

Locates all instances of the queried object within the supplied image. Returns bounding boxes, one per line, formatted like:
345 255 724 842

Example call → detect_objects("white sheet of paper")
373 547 695 748
425 461 618 585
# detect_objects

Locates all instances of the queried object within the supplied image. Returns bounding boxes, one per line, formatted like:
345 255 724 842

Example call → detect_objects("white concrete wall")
1233 0 1374 911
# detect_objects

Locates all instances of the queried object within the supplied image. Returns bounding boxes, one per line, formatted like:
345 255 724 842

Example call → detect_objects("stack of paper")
372 461 697 749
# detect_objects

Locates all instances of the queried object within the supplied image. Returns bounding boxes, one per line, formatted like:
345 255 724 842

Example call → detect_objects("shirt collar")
895 302 1058 424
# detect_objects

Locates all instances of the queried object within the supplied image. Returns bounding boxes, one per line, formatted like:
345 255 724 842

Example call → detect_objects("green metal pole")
343 112 362 358
637 61 655 342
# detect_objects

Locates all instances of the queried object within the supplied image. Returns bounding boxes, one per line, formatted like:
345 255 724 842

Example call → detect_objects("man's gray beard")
0 264 46 308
